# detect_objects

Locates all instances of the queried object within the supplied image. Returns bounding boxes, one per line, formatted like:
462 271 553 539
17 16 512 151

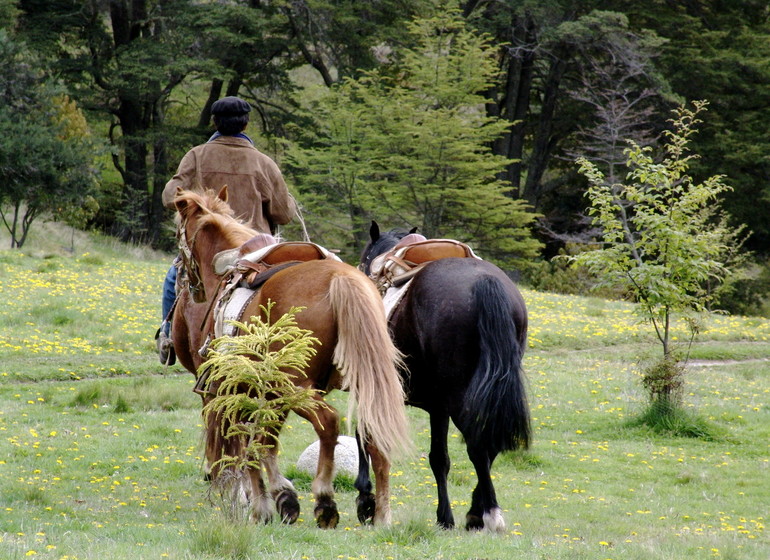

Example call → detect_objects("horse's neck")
197 231 249 288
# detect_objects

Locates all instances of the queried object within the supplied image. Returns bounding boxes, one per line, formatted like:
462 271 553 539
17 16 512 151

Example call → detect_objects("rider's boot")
155 323 176 366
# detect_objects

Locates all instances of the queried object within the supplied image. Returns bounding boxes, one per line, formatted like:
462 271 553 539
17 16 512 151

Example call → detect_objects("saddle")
199 236 341 358
370 236 479 294
213 234 335 282
239 241 331 287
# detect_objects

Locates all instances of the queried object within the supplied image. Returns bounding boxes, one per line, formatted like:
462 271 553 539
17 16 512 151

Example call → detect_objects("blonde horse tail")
329 271 411 458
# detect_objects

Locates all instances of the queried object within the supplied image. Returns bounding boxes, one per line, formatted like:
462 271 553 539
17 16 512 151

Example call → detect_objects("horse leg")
212 430 272 523
244 460 273 524
201 402 224 483
295 400 340 528
260 431 301 524
429 411 455 529
465 443 504 532
354 430 375 524
364 440 392 525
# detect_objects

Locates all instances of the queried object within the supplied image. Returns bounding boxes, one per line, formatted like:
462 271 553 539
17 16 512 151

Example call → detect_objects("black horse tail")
462 275 530 453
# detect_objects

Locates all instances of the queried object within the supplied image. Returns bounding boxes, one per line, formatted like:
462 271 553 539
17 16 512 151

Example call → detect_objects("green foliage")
0 32 100 248
627 398 724 441
189 518 255 560
640 3 770 255
113 394 132 414
69 384 102 408
200 303 322 473
7 1 769 272
709 257 770 317
277 0 430 82
570 101 744 408
639 354 685 405
51 94 102 249
571 101 738 355
22 1 208 244
56 195 99 231
286 9 541 267
0 0 18 30
523 243 623 298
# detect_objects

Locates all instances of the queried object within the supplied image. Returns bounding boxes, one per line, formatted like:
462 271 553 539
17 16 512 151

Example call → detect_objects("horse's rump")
390 257 529 450
245 260 410 458
385 259 481 394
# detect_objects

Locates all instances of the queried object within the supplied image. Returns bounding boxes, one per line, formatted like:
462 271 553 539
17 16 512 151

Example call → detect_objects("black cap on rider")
211 96 252 117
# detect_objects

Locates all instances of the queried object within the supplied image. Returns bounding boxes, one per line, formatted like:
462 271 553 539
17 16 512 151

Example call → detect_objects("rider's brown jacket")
162 135 296 233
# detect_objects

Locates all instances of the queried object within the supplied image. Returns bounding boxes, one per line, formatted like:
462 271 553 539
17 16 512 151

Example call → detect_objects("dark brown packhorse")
359 221 530 532
170 188 409 527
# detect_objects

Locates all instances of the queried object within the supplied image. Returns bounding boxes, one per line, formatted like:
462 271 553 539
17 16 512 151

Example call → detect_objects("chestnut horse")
170 188 409 527
358 222 530 532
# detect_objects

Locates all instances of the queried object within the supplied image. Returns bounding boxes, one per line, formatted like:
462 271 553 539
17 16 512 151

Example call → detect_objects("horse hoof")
275 489 300 524
356 492 376 524
481 507 506 533
465 508 505 532
465 513 484 531
250 511 274 525
314 496 339 529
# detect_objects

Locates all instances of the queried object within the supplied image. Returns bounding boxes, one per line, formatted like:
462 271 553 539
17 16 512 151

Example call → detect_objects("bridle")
359 235 403 276
177 215 207 303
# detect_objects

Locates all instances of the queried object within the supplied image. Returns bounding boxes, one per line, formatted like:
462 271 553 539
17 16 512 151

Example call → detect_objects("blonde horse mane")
175 188 257 247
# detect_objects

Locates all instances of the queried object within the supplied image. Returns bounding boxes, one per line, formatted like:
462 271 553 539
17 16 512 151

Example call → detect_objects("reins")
177 214 228 337
177 215 206 303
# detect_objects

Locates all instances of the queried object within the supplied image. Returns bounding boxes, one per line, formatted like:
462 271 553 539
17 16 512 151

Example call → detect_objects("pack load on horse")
359 221 531 532
170 187 410 527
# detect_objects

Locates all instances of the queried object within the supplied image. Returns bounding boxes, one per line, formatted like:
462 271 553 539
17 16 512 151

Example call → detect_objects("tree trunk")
150 101 170 245
503 13 537 195
225 78 242 97
110 1 151 241
120 119 151 242
199 79 224 129
523 52 569 209
349 204 370 257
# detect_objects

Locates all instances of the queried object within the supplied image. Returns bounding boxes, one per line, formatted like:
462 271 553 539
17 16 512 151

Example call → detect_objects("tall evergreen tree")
286 9 541 267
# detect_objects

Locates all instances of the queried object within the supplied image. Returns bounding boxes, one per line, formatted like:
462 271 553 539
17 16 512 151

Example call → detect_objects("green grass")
1 220 768 559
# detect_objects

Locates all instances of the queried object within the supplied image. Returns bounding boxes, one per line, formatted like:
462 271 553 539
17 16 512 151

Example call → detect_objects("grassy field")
0 222 768 560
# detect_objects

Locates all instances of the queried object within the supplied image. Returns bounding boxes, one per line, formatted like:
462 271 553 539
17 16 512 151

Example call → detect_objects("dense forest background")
1 0 768 312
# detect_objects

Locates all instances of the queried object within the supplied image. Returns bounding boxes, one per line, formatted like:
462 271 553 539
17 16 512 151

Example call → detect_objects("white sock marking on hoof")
483 507 506 533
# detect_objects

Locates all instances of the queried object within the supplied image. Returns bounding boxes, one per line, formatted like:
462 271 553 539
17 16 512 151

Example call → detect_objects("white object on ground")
296 435 360 478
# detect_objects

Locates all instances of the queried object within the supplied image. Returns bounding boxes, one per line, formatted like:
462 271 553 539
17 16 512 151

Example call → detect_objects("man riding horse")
155 96 297 364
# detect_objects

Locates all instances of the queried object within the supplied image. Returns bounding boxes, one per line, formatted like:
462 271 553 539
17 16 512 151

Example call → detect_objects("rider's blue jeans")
161 265 177 336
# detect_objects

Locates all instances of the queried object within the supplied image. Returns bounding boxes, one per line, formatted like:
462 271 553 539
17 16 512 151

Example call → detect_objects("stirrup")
155 328 176 366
